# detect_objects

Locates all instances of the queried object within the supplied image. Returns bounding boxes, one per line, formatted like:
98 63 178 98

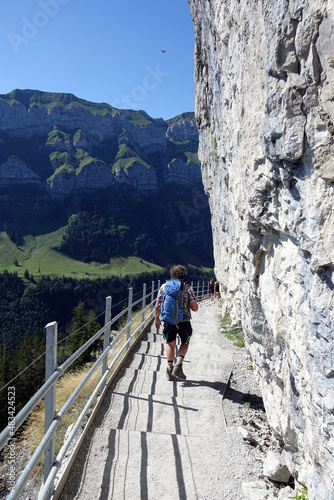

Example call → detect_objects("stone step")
131 338 233 380
110 365 230 400
100 391 226 437
68 428 231 500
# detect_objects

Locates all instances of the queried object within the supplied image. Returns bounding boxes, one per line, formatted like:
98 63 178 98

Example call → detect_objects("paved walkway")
58 300 240 500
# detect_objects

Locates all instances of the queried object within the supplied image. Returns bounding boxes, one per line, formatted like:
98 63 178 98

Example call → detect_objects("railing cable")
0 309 107 394
0 346 52 394
57 309 106 346
110 296 131 311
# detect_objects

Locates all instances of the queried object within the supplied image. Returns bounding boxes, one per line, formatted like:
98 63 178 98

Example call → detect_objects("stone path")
58 300 265 500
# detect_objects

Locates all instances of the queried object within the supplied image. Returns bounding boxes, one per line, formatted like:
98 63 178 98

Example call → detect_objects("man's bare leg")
178 343 189 358
172 341 189 380
166 340 176 361
166 340 176 380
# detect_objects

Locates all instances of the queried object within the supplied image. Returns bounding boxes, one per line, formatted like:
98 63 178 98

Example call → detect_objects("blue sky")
2 0 195 120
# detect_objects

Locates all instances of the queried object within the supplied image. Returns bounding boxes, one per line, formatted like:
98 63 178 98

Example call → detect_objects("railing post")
150 281 155 313
197 281 200 300
44 321 57 500
126 287 133 351
102 296 112 390
202 281 205 299
141 283 146 324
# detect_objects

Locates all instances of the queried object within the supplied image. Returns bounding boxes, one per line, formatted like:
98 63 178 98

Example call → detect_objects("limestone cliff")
0 156 42 187
188 0 334 498
0 91 213 268
0 90 200 199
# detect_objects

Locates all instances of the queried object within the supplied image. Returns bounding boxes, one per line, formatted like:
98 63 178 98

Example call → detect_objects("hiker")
210 278 215 299
154 265 198 380
215 280 220 299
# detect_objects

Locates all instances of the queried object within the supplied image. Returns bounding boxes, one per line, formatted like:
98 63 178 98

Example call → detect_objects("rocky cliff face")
0 91 213 268
0 90 201 199
188 0 334 498
0 156 42 187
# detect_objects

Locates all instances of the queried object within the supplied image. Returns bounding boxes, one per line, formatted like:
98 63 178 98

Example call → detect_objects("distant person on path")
215 280 220 299
154 265 198 380
210 279 215 299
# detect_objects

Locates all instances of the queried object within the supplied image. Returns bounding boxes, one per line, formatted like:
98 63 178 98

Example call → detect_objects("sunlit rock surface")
188 0 334 498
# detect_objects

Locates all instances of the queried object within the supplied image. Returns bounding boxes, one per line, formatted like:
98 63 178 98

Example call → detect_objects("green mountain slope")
0 89 213 275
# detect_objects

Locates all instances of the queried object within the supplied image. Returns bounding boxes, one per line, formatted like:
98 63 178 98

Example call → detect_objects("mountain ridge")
0 89 213 269
0 89 200 199
0 88 194 125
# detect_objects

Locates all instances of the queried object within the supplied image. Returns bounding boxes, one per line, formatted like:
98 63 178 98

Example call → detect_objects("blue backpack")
160 279 185 324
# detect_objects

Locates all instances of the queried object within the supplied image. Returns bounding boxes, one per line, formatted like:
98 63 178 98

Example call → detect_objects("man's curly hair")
170 265 187 281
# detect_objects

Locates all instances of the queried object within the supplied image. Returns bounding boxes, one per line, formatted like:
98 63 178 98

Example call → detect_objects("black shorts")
162 321 193 345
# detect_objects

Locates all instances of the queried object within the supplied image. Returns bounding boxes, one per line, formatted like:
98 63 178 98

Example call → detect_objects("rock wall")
188 0 334 498
0 156 42 187
0 91 201 198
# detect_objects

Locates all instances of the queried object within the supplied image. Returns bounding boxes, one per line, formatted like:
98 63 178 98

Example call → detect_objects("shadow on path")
224 385 265 411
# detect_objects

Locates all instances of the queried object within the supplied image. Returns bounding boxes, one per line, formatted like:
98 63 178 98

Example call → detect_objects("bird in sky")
161 49 166 53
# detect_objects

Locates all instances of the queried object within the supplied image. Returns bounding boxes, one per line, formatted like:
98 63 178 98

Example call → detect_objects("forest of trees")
58 184 213 266
59 211 137 262
2 222 21 246
0 299 102 430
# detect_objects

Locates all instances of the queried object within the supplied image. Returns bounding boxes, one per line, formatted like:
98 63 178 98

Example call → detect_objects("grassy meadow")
0 230 162 279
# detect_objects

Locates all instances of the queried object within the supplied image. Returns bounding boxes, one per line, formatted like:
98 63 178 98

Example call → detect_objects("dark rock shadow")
224 384 265 411
180 379 226 396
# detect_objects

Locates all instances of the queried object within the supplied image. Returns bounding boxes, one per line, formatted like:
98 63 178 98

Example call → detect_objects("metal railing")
0 279 210 500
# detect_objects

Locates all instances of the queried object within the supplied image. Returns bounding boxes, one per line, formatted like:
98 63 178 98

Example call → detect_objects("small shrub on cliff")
220 312 245 347
220 312 231 329
226 327 244 347
289 488 308 500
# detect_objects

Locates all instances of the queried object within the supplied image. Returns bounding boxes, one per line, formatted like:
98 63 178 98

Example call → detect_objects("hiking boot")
166 365 174 381
172 364 186 380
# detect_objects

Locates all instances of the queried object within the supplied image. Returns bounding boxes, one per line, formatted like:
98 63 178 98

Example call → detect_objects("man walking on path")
154 265 198 380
